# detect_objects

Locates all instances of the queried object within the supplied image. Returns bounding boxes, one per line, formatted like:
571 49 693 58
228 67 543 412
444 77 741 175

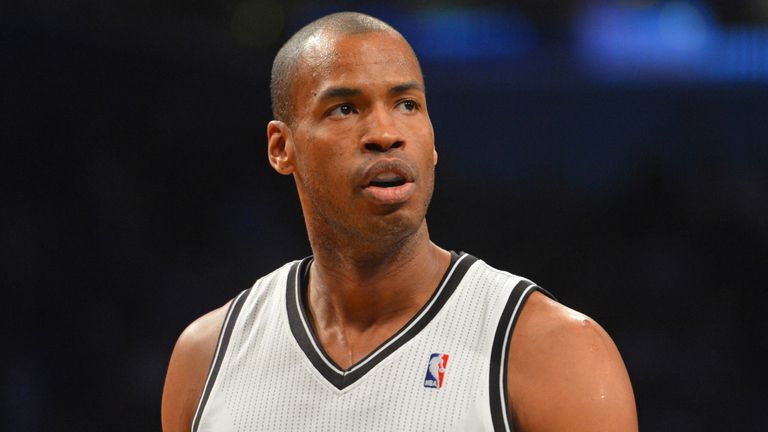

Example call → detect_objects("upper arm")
161 301 231 432
507 292 637 432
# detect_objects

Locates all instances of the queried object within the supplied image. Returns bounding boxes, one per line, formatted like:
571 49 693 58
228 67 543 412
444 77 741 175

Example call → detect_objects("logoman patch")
423 353 449 389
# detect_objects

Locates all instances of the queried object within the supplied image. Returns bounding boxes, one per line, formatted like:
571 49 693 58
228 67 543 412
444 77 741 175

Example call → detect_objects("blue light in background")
575 1 713 78
712 28 768 80
395 9 534 62
575 1 768 82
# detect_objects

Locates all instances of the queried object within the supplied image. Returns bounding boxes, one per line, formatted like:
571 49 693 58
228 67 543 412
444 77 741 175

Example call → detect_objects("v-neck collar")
285 251 477 390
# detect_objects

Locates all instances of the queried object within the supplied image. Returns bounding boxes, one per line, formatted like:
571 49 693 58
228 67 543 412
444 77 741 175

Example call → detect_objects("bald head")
270 12 421 125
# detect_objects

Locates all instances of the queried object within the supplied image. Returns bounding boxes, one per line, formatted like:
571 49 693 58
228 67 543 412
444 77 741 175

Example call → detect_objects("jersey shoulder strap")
489 279 554 432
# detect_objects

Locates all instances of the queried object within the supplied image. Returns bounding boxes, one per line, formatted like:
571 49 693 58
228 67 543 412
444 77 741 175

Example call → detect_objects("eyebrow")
317 81 425 101
318 86 361 100
389 81 424 95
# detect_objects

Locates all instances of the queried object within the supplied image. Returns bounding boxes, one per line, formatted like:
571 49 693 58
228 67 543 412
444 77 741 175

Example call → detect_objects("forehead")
294 31 423 96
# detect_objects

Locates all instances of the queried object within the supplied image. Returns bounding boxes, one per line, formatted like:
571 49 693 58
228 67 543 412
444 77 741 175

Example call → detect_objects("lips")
360 159 416 205
361 159 414 186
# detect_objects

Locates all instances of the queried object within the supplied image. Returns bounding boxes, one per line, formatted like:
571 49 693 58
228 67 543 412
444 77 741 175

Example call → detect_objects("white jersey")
192 252 549 432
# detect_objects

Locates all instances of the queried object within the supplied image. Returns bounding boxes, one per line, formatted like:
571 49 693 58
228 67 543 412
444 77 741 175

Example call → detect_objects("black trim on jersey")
286 251 477 390
489 281 555 432
191 287 252 432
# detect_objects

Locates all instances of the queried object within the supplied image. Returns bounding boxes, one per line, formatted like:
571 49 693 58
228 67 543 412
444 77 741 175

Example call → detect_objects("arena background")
3 1 767 430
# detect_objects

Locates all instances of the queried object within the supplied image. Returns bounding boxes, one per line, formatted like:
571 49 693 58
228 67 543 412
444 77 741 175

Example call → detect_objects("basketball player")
162 12 637 431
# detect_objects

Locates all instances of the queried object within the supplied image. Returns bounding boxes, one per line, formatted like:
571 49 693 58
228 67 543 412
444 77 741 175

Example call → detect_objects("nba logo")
423 353 449 389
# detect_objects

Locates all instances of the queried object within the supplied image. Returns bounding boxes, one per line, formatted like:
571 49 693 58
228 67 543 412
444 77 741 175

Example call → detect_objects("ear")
433 148 438 166
267 120 295 175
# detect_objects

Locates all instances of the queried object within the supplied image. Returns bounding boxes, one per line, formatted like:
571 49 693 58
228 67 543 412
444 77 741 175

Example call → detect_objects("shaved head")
270 12 421 125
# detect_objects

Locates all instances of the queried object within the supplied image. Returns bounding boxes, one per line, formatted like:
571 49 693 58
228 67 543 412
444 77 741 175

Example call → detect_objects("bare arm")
507 292 638 432
161 302 231 432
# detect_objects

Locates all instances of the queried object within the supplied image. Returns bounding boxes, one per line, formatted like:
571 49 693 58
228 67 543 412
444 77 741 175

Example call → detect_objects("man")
162 12 637 432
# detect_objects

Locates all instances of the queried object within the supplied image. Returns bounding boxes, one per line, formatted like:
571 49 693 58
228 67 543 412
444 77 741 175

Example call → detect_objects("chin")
360 206 428 242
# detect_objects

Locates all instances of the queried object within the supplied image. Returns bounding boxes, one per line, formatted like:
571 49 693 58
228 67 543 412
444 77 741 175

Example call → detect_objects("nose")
360 104 404 152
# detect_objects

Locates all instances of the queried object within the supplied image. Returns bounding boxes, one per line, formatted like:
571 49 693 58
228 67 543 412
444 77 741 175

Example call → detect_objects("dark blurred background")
3 0 767 430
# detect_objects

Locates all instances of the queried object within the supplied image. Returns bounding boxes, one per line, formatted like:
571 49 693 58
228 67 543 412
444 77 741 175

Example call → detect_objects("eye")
328 103 356 118
397 99 419 113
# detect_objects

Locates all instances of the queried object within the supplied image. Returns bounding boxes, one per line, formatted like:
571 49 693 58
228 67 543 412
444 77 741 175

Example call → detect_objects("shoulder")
161 301 232 432
507 291 637 432
160 261 296 431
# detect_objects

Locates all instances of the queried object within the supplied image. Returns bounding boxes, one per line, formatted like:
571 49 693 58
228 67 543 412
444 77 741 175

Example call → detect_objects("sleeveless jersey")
192 252 550 432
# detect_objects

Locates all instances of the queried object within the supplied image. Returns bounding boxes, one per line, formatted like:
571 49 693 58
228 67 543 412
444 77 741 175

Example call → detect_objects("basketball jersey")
192 252 550 432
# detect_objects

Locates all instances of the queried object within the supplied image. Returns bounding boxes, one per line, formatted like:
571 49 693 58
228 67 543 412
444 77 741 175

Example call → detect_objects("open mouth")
368 175 407 188
359 160 416 205
360 163 415 205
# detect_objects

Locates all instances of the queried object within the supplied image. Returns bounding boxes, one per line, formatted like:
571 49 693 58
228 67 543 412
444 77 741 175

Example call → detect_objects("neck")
306 220 450 332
